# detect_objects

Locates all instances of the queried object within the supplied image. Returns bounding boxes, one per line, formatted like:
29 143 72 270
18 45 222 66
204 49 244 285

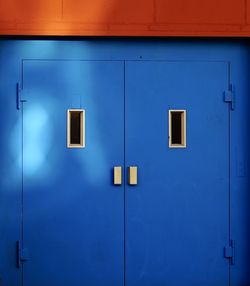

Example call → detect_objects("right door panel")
125 61 230 286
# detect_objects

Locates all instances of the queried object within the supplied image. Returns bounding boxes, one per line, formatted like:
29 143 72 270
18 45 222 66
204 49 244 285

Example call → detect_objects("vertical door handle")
128 166 138 185
114 166 122 185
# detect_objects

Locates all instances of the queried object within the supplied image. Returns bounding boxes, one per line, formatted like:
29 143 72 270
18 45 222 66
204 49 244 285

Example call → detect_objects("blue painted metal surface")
22 60 125 286
0 39 249 286
125 61 229 286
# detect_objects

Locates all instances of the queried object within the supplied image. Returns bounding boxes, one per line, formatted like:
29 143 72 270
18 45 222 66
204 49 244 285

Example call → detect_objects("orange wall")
0 0 250 36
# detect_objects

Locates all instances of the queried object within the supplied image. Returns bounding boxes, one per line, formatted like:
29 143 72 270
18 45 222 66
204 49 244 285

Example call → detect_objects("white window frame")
67 109 85 148
168 109 186 148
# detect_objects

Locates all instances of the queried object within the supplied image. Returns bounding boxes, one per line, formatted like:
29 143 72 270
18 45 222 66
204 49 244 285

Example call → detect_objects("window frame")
168 109 187 148
67 109 85 148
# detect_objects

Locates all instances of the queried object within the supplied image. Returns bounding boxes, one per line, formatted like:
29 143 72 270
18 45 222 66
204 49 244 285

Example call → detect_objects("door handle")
114 166 122 185
128 166 138 185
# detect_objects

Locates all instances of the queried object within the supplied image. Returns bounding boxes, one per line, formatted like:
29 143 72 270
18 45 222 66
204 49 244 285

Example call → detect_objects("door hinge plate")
16 240 29 268
224 240 235 265
224 84 234 110
16 83 27 110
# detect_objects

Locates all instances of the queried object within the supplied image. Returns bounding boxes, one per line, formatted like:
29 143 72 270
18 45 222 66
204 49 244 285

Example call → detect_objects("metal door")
125 61 231 286
21 59 231 286
21 60 125 286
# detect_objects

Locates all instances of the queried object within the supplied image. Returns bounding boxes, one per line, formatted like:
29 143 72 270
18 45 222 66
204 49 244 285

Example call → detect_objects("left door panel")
22 60 124 286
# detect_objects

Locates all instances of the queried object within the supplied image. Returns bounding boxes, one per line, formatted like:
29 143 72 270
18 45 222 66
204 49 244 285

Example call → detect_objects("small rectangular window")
67 109 85 148
169 110 186 148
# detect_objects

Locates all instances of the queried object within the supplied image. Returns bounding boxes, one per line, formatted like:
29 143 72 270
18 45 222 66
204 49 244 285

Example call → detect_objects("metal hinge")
224 84 234 110
224 240 235 265
16 240 29 268
16 82 27 110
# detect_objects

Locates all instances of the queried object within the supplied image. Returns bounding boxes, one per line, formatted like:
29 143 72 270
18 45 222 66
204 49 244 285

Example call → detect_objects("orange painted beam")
0 0 249 36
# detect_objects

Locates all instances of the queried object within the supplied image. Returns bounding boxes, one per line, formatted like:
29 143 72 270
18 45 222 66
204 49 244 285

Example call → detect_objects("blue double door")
22 60 230 286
